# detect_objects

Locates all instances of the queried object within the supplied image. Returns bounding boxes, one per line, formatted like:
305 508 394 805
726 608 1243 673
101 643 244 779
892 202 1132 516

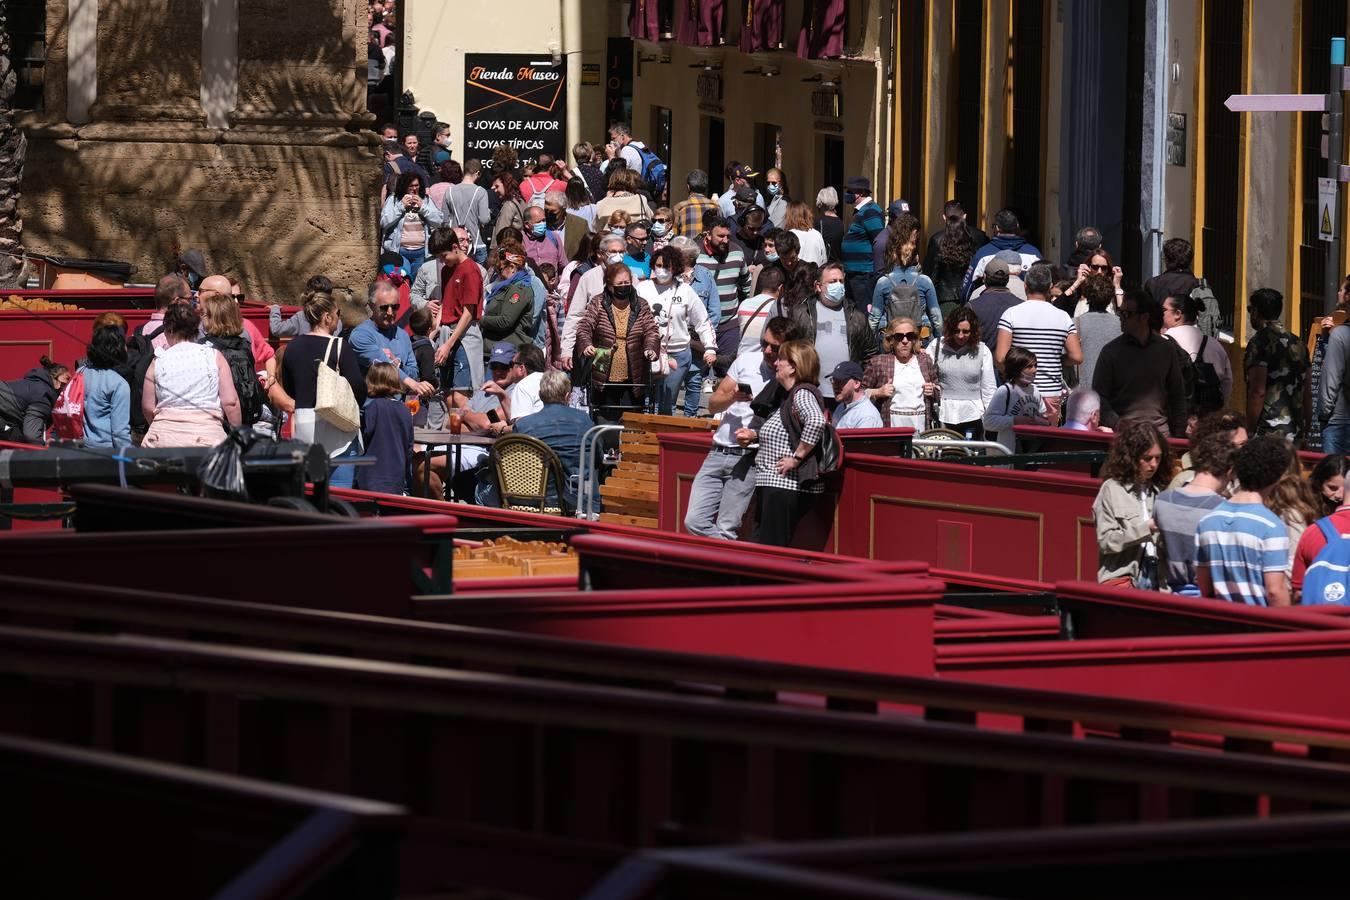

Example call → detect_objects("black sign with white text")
463 53 567 172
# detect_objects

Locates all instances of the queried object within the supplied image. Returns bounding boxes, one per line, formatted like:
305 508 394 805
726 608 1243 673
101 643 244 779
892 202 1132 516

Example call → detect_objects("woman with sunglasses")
934 306 996 439
480 242 538 351
1066 248 1124 317
861 316 939 432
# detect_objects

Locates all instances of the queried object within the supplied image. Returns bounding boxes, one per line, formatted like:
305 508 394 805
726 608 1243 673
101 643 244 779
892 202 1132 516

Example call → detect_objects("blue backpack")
635 144 668 197
1301 517 1350 605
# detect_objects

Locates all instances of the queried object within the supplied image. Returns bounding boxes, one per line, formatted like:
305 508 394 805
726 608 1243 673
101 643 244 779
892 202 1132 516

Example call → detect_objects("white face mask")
607 252 625 265
652 267 672 284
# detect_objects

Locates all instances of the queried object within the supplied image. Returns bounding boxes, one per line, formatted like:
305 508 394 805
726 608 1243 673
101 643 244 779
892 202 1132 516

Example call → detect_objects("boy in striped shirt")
1195 436 1292 606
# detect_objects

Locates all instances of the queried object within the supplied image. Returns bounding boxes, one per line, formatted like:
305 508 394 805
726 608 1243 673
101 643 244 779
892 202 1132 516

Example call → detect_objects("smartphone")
736 382 752 396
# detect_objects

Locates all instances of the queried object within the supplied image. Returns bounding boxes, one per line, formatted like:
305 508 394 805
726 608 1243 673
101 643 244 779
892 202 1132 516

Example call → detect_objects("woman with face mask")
576 262 661 420
637 247 717 415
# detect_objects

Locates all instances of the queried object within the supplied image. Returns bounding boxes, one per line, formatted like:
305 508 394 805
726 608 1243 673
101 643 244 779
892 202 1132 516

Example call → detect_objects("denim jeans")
328 434 363 489
1324 422 1350 455
683 447 757 540
658 348 693 416
399 247 426 278
683 360 706 417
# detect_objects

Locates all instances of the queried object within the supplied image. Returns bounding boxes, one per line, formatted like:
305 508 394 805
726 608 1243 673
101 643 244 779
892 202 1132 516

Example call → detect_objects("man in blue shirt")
513 369 596 510
829 361 882 429
840 176 885 309
1195 436 1292 607
349 281 436 397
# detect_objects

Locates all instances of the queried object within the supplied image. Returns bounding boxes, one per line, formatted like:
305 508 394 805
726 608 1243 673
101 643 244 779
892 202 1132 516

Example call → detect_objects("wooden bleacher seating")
6 623 1350 897
453 536 578 580
600 412 715 529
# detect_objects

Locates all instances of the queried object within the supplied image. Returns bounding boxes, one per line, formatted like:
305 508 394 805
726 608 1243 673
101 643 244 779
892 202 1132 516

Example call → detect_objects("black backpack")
1192 335 1224 413
127 324 163 435
203 334 264 425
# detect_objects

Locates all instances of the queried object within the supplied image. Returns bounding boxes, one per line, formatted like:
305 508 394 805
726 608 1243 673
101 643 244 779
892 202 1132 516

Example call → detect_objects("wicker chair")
488 434 573 516
915 427 975 460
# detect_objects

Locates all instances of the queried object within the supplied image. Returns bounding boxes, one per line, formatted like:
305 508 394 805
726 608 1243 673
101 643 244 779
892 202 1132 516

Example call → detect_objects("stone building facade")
16 0 378 301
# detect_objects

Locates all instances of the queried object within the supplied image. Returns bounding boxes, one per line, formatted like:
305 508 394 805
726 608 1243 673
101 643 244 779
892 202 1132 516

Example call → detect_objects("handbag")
314 336 361 433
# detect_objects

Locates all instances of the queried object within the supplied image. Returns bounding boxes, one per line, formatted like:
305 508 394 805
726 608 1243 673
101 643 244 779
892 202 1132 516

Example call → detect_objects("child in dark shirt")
408 307 445 426
355 362 413 495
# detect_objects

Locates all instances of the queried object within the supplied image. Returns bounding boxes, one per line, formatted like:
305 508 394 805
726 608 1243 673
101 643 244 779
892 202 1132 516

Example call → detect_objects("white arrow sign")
1225 93 1327 113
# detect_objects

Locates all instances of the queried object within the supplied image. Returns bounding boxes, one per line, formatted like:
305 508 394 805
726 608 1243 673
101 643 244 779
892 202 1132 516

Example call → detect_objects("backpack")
1165 334 1197 409
523 173 551 207
634 144 668 197
786 384 845 477
886 280 924 325
50 370 86 440
1301 517 1350 605
1190 279 1222 338
127 324 163 434
1192 335 1224 412
205 335 264 425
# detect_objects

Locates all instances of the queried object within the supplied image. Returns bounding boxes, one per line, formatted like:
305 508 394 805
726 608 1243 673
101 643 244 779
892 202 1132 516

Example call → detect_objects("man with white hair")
560 233 627 365
1063 389 1105 432
514 369 595 510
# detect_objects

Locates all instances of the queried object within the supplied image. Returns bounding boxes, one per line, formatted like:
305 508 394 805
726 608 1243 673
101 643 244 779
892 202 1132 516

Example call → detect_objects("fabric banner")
739 0 785 53
628 0 661 42
676 0 727 47
796 0 847 59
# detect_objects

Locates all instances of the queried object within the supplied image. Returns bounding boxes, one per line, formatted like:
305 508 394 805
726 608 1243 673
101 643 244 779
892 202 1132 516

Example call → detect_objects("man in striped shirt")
840 176 885 308
697 217 751 361
994 263 1082 423
1195 436 1292 606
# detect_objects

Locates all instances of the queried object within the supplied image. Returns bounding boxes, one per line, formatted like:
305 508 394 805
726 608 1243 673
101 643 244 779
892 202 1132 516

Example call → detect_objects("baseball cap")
432 148 451 166
888 199 911 221
489 342 517 367
828 361 865 382
985 249 1024 279
846 176 871 193
733 163 759 179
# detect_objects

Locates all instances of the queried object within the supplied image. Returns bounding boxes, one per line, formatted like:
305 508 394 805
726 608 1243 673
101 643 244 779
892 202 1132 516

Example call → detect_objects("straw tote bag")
314 336 360 432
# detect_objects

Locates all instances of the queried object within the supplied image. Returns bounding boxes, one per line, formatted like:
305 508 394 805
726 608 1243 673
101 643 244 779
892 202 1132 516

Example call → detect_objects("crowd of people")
9 114 1350 580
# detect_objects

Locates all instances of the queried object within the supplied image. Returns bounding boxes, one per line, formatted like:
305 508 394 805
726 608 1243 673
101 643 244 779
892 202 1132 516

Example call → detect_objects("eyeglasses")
1089 264 1110 271
760 339 782 352
376 303 399 312
891 332 917 341
954 327 972 335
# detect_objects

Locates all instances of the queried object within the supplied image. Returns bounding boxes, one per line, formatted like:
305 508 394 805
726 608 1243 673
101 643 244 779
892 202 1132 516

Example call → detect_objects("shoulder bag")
314 336 361 433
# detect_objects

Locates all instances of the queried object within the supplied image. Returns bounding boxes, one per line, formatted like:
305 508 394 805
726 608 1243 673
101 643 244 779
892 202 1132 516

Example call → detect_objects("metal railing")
577 424 623 520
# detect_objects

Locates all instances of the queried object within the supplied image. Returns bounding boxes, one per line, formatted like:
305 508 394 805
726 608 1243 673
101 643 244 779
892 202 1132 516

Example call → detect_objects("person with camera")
380 171 444 278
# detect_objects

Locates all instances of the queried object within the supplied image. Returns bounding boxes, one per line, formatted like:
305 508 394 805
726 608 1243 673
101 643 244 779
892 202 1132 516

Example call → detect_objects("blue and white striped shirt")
1195 501 1290 606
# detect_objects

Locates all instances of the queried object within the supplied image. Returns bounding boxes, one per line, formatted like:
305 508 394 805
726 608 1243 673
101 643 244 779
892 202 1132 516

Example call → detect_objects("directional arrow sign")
1225 93 1327 113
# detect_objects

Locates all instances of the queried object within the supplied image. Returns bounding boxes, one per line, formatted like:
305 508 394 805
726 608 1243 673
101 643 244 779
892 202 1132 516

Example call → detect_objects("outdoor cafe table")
412 429 496 499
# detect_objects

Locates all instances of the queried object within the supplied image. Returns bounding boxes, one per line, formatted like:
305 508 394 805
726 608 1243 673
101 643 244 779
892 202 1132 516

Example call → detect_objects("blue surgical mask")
824 282 846 303
651 222 668 236
767 183 779 196
765 252 779 263
531 222 547 237
610 227 625 237
842 192 856 205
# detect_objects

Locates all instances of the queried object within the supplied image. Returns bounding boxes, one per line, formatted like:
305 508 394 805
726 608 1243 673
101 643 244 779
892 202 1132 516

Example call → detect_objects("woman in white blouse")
785 201 828 267
933 306 997 439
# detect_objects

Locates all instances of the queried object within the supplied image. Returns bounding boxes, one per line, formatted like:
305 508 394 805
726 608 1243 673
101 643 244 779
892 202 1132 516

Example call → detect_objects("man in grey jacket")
1320 320 1350 454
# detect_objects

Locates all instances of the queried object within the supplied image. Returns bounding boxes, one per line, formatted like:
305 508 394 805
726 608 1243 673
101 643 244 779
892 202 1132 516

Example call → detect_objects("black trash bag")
198 428 257 501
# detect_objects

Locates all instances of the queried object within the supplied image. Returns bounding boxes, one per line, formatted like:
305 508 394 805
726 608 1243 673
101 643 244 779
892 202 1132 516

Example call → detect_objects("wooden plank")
600 484 660 503
620 413 718 433
605 477 655 493
598 513 659 529
616 448 659 463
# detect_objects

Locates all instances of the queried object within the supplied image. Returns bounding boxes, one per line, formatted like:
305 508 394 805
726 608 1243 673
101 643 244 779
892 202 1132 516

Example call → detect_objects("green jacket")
480 279 536 349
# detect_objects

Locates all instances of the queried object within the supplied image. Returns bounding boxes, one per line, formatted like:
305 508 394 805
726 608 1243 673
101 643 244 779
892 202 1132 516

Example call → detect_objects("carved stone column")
231 0 362 128
88 0 206 124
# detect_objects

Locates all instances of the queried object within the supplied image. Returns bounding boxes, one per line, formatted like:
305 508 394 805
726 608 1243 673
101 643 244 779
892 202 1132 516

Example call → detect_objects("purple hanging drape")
676 0 726 47
739 0 785 53
629 0 661 41
796 0 847 59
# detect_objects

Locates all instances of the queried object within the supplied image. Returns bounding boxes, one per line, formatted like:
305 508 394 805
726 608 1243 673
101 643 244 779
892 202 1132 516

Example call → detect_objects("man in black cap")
841 175 884 309
719 161 764 218
176 249 206 292
829 360 882 429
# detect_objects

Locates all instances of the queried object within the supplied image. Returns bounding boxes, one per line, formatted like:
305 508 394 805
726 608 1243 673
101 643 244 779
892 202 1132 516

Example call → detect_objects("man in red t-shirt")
1291 505 1350 597
433 226 484 401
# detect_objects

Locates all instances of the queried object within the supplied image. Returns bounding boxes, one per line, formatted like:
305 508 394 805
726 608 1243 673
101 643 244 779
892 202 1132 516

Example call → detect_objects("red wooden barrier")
0 300 292 380
415 576 941 677
1013 423 1325 471
0 513 456 617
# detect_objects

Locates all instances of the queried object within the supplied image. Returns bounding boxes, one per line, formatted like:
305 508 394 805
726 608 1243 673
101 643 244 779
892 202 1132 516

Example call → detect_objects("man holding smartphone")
684 316 797 540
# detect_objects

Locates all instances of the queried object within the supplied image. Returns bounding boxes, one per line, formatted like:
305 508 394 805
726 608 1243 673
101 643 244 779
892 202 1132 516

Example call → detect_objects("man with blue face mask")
785 262 877 406
522 205 566 274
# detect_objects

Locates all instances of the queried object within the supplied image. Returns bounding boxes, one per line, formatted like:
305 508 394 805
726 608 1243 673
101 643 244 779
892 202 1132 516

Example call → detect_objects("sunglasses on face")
760 339 782 352
1089 264 1110 271
891 332 917 341
954 327 972 335
376 303 399 312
